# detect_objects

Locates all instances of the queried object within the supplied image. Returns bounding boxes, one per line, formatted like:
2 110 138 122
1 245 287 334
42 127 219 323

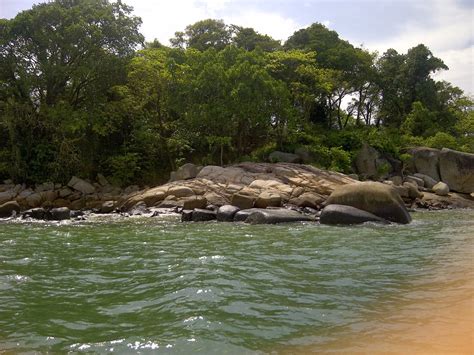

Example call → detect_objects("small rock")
181 210 193 222
433 182 449 196
404 175 425 188
254 191 281 208
100 201 116 213
217 205 240 222
414 173 438 189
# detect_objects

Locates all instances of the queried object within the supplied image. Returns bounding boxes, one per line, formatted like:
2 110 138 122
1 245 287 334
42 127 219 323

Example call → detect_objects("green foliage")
105 153 141 187
328 147 352 173
0 7 470 186
425 132 458 150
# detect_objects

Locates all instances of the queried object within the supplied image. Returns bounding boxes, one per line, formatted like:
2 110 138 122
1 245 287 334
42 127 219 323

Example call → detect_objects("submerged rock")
320 204 388 225
244 208 314 224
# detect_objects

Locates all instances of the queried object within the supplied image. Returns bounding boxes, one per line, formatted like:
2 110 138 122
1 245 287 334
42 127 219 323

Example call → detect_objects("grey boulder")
320 204 389 225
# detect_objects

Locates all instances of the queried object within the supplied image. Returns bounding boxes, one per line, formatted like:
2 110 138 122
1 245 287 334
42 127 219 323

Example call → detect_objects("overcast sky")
1 0 473 94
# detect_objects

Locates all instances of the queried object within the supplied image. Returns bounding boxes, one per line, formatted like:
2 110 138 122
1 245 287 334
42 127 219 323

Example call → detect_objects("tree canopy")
0 3 472 186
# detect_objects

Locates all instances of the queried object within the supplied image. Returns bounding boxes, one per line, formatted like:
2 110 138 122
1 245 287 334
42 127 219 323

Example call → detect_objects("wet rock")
325 182 411 224
233 208 262 222
128 202 150 216
22 207 47 220
181 210 193 222
320 204 389 225
217 205 240 222
192 209 216 222
50 207 71 220
245 208 314 224
0 201 20 218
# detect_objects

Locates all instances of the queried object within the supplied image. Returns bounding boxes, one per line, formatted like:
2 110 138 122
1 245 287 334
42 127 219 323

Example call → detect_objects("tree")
232 26 281 52
170 19 232 51
0 0 143 182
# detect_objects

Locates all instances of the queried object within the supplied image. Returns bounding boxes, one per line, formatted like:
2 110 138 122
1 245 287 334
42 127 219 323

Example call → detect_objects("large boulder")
22 208 47 220
254 191 281 208
0 201 20 217
68 176 96 195
182 196 207 210
324 182 411 224
268 151 300 163
354 143 392 179
320 204 389 225
169 163 202 182
409 147 441 181
245 208 314 224
439 148 474 193
231 191 256 209
0 190 16 205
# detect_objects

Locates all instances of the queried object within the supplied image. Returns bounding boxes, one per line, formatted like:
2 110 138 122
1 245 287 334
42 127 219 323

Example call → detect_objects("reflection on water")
0 210 473 353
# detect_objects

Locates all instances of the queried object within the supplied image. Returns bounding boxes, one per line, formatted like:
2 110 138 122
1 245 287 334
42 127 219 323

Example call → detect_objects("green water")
0 210 473 353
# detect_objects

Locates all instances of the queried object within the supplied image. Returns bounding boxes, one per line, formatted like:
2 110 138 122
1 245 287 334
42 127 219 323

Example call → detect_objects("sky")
1 0 473 94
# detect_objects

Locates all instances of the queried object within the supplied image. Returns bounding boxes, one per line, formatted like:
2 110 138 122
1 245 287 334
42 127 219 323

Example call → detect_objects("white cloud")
126 0 302 44
222 11 302 41
361 0 473 94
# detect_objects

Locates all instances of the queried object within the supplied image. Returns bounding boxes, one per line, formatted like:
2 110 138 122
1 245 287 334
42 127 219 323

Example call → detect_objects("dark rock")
217 205 240 222
100 201 116 213
22 207 47 220
181 209 193 222
70 210 85 218
50 207 71 220
191 209 216 222
245 208 315 224
233 208 262 222
320 204 389 225
0 200 20 218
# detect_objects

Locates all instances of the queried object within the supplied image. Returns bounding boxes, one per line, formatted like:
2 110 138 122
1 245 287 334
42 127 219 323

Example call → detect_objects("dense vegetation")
1 0 472 186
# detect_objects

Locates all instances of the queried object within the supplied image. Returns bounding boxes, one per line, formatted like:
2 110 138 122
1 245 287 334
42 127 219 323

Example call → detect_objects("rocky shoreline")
0 147 473 225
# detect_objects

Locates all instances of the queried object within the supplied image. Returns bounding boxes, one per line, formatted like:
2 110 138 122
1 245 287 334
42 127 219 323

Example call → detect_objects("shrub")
425 132 458 150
